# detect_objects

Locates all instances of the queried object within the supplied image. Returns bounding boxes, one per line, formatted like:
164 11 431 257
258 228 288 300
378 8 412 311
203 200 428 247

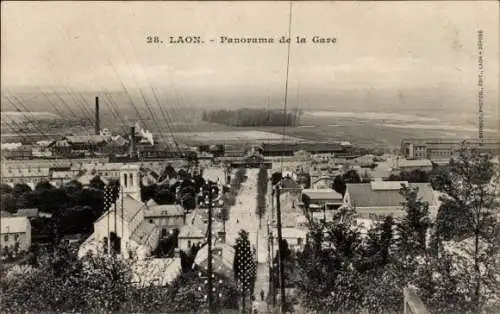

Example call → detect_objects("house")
32 140 55 158
50 169 80 186
1 145 33 160
144 203 186 235
1 216 31 253
343 181 438 219
65 135 108 153
0 166 51 185
48 139 72 157
310 175 335 189
15 208 40 219
193 242 235 279
272 227 308 252
391 158 433 174
301 188 344 210
178 224 205 252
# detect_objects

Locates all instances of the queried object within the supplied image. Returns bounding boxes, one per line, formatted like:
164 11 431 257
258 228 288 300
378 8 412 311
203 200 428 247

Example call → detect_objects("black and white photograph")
1 1 499 313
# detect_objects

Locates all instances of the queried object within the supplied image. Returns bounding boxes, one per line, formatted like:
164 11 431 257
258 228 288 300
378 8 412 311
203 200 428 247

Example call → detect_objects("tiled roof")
130 220 159 246
346 183 437 208
131 258 182 287
179 224 204 238
302 188 343 200
194 242 234 274
396 159 433 168
144 204 184 218
0 216 30 234
15 208 39 218
95 195 144 224
370 181 408 191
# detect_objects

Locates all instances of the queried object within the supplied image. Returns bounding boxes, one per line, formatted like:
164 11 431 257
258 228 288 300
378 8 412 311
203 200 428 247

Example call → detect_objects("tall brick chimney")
129 125 136 157
95 96 100 135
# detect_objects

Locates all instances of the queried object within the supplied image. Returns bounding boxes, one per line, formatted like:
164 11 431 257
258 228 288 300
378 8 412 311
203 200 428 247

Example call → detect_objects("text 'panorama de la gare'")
146 35 337 44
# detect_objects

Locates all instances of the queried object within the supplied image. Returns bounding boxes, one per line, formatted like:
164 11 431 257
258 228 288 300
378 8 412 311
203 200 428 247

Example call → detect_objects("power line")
280 1 293 173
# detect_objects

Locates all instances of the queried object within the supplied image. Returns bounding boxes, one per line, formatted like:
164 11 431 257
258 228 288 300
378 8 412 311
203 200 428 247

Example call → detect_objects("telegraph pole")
207 184 214 313
275 185 286 313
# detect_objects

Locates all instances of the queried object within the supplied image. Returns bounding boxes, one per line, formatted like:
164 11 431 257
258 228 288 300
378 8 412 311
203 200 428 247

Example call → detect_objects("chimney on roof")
129 125 136 158
95 96 100 135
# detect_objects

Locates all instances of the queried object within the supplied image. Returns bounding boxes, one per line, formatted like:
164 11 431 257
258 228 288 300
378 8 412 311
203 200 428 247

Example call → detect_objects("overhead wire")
124 34 180 154
280 1 293 173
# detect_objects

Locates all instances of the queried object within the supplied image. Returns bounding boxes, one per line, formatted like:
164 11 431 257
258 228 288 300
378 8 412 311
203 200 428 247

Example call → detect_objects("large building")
401 138 500 161
343 180 439 219
1 166 50 185
78 165 162 260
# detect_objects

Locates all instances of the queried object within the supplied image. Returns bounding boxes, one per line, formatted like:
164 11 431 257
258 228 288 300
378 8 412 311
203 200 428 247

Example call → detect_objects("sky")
1 1 499 117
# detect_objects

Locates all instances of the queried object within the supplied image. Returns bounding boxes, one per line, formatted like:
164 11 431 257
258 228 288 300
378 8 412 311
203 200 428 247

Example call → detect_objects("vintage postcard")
1 1 499 313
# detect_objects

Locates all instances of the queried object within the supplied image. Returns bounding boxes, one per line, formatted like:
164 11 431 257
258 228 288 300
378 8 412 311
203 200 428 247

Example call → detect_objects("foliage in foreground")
288 148 499 314
1 246 239 313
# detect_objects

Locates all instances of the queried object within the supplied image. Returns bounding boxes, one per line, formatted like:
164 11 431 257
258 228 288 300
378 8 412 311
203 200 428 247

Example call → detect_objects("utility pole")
275 185 286 313
207 184 214 313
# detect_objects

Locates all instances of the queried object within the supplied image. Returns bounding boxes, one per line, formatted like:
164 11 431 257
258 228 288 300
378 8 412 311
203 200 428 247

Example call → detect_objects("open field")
2 109 497 149
169 130 306 145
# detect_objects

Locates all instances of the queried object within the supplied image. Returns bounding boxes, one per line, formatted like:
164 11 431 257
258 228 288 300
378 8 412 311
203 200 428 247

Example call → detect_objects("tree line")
255 167 268 224
201 108 303 127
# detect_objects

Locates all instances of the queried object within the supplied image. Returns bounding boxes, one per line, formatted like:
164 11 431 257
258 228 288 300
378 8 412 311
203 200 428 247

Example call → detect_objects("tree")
432 146 499 311
12 183 32 197
358 216 395 272
342 169 361 184
63 180 83 194
396 184 432 255
141 183 158 203
255 167 268 223
34 180 55 193
0 183 13 194
154 186 176 205
269 171 281 186
1 248 131 313
1 193 17 213
296 173 311 189
89 176 106 191
233 230 257 312
331 175 347 196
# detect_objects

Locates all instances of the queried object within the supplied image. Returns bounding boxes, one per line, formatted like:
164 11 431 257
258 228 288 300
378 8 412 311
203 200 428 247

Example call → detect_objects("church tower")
119 164 142 202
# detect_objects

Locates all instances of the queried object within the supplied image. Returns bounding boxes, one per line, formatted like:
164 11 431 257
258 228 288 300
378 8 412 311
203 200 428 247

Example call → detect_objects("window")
297 238 303 245
129 173 133 187
123 173 128 187
188 240 192 248
149 219 153 224
14 234 19 240
4 235 8 242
